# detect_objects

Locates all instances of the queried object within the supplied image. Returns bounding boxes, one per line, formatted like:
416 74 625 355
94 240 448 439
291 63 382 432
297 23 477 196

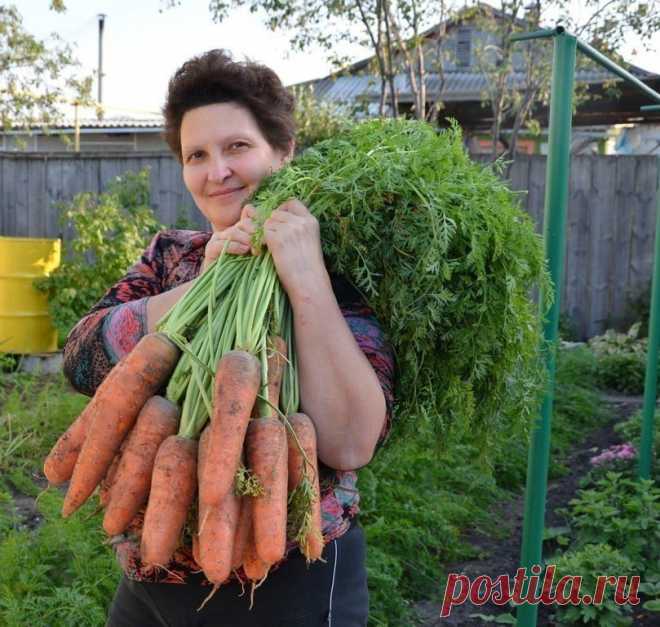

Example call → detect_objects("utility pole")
97 14 106 120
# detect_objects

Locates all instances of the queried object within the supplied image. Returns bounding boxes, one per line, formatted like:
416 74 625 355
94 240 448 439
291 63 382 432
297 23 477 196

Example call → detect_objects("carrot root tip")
197 583 220 612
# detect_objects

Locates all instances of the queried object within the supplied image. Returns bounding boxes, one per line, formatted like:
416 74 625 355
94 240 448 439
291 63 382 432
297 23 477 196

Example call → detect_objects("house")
0 114 168 153
301 3 660 155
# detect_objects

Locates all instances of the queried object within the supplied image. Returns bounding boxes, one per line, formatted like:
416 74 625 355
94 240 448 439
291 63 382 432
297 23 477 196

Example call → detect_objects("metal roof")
312 67 657 105
5 116 164 134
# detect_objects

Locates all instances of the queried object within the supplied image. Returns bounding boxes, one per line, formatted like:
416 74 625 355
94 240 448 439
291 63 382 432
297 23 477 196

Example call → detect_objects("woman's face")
180 102 290 232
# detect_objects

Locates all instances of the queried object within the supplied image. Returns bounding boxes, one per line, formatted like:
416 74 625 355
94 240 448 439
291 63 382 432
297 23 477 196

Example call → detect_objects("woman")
63 49 395 626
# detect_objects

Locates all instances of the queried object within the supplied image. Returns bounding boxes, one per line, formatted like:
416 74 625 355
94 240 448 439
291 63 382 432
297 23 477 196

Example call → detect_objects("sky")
11 0 660 120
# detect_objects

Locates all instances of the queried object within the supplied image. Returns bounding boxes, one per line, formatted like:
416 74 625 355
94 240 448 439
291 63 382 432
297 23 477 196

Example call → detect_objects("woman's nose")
207 155 232 182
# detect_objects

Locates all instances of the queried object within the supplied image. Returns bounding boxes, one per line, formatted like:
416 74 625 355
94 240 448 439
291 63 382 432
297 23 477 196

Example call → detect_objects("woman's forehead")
181 102 262 143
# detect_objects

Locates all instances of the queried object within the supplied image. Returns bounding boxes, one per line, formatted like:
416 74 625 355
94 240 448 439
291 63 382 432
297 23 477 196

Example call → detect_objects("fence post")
638 158 660 480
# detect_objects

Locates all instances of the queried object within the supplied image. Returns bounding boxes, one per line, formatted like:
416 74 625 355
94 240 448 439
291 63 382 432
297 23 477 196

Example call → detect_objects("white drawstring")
328 539 338 625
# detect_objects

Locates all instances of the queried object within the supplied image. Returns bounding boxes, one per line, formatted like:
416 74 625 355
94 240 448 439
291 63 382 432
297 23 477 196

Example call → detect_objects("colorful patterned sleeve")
340 302 396 450
62 231 170 397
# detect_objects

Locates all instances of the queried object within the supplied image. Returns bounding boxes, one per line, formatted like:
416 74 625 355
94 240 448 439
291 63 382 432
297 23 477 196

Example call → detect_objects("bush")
565 472 660 570
596 352 650 394
588 323 660 394
34 169 161 347
551 543 637 626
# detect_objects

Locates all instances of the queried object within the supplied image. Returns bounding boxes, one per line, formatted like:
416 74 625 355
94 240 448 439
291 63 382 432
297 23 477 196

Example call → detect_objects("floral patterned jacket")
62 228 395 584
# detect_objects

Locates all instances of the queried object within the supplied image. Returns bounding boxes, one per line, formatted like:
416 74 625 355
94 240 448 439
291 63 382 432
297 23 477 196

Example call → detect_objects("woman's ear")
284 140 296 163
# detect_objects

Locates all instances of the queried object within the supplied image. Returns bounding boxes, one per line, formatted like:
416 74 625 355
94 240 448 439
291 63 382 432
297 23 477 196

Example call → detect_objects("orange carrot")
141 435 198 567
287 412 324 562
198 489 241 585
62 332 179 518
246 416 288 565
231 495 252 571
242 515 270 582
102 396 179 536
99 451 121 509
198 350 260 508
43 403 93 485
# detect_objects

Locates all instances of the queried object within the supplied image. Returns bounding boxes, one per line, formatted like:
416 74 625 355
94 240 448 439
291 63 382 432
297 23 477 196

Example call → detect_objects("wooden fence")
0 151 658 339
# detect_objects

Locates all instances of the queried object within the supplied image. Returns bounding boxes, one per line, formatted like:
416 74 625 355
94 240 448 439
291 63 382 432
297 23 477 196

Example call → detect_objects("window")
456 27 471 67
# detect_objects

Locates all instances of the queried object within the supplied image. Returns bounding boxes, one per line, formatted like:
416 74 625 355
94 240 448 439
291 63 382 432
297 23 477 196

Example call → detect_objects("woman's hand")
261 199 328 300
202 205 257 272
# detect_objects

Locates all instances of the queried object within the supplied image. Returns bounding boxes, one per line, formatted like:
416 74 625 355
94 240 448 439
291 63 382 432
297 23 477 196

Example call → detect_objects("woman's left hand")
256 199 328 299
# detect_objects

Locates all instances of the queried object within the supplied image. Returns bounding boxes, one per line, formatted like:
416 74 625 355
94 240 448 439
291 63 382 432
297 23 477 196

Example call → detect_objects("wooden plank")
612 156 637 329
28 157 48 237
564 155 591 338
526 155 546 234
626 157 658 324
587 156 617 337
46 158 64 241
99 158 123 191
156 156 173 226
0 157 6 235
14 158 30 237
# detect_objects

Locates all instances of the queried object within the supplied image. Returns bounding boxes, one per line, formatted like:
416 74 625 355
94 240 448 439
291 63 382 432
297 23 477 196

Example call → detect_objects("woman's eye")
230 142 249 151
187 151 204 162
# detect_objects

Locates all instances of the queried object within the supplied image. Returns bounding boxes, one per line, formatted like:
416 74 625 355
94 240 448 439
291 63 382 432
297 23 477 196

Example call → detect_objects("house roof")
312 67 657 105
3 116 164 135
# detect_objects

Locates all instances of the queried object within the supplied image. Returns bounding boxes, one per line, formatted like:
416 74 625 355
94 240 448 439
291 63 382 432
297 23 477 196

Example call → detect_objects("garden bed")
415 392 658 626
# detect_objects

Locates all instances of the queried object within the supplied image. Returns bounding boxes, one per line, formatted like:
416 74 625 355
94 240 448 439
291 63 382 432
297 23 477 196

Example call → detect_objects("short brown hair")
163 49 296 162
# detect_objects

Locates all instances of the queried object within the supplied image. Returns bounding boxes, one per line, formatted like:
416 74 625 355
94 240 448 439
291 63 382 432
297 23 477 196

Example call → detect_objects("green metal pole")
638 160 660 480
576 41 660 105
516 31 577 627
510 27 562 43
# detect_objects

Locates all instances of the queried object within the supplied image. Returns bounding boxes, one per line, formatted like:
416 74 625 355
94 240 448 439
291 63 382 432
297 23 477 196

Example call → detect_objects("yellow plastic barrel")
0 236 61 354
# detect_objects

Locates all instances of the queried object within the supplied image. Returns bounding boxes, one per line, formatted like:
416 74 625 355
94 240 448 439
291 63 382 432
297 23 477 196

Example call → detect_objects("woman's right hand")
202 205 257 272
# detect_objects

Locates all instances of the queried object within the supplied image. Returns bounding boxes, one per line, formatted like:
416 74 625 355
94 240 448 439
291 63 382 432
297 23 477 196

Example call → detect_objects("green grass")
0 373 120 627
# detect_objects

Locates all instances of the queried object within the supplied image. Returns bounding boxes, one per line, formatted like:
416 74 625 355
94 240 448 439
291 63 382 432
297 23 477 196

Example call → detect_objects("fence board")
15 158 30 237
0 151 658 339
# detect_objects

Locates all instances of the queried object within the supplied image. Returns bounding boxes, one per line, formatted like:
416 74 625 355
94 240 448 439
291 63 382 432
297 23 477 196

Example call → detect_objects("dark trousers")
106 519 368 627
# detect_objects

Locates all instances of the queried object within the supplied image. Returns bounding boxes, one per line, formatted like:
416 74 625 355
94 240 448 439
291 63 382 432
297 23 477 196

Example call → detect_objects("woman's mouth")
208 186 246 198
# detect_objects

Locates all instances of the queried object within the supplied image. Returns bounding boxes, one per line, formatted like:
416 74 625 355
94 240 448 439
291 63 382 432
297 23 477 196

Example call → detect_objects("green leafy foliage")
253 118 549 442
361 438 500 625
589 323 660 394
552 543 637 626
564 472 660 571
0 373 119 626
614 408 660 454
0 491 120 627
291 84 352 152
34 169 161 347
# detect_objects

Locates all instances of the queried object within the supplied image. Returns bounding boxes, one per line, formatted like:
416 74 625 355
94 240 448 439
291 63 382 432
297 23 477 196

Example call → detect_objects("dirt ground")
414 393 658 627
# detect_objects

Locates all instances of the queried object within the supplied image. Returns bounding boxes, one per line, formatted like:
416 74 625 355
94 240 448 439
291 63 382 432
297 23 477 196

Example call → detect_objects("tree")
0 3 91 132
469 0 660 161
164 0 459 121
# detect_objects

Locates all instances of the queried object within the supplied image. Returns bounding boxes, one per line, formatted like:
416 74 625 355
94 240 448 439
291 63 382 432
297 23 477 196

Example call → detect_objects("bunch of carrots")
43 247 324 600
